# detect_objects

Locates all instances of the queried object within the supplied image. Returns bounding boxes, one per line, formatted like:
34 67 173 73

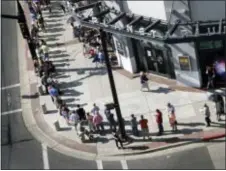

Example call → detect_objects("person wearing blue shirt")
48 85 59 102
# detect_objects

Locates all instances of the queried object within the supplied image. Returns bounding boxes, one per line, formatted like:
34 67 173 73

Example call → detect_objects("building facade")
101 0 226 88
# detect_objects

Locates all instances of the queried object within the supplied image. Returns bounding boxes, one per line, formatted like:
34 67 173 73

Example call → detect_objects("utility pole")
1 0 37 59
99 29 127 139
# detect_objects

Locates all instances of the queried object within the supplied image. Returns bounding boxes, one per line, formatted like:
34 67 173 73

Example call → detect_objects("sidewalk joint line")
121 160 128 170
42 143 50 170
1 109 22 116
96 160 103 169
1 83 20 90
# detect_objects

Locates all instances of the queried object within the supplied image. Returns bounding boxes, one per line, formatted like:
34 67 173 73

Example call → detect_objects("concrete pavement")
19 5 226 162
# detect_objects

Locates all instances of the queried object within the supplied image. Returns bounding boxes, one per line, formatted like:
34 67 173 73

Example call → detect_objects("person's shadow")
149 87 174 94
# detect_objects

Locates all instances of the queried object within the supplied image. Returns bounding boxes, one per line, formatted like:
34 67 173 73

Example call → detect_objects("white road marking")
96 160 103 170
1 83 20 90
42 143 50 170
121 160 128 170
1 109 22 116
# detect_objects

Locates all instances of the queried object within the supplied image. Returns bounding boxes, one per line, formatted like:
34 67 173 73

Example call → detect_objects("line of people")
130 103 177 140
27 0 62 102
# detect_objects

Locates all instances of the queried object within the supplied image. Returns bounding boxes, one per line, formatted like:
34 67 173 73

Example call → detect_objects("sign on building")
178 55 191 71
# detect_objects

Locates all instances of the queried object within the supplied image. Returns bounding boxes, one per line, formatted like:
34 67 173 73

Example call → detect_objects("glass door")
145 47 167 75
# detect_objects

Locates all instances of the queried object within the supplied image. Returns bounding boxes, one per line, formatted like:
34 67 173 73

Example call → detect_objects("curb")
202 133 226 141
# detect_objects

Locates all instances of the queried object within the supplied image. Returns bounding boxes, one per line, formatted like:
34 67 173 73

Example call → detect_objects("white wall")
190 1 225 21
127 1 167 20
169 43 202 88
113 36 137 73
103 1 137 73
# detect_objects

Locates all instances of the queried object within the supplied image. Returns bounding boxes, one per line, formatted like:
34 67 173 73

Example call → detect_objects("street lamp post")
99 29 127 139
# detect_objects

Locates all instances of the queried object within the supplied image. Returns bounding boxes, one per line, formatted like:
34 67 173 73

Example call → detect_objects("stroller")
77 121 94 141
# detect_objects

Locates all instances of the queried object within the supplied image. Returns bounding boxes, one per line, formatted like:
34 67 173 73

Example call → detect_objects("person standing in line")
140 72 150 92
48 85 59 103
86 113 94 132
155 109 164 136
104 109 116 132
41 43 49 61
139 115 150 140
93 111 104 133
76 105 86 121
91 103 100 114
131 114 139 136
41 73 49 94
98 50 105 66
68 111 80 132
60 105 70 124
112 131 124 149
167 103 178 132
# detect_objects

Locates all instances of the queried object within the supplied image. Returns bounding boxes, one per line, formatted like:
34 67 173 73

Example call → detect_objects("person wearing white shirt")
41 44 49 60
69 111 80 131
91 103 100 114
167 103 177 132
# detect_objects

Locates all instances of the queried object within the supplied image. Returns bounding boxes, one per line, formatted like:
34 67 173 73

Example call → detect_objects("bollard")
54 121 61 131
37 84 44 95
41 103 47 114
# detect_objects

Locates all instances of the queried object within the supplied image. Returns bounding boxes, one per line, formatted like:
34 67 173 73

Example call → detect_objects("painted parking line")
42 143 50 170
121 160 128 170
1 83 20 90
1 108 22 116
96 160 103 170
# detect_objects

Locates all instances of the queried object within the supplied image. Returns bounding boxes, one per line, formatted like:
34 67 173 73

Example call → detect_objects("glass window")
199 40 223 49
199 41 214 49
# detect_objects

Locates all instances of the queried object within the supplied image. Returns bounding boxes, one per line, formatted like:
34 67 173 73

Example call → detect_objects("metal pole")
99 29 126 139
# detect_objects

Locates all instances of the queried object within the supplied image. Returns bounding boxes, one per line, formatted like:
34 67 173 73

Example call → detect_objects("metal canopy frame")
74 2 226 44
144 20 161 32
165 19 226 44
107 12 126 25
128 16 143 26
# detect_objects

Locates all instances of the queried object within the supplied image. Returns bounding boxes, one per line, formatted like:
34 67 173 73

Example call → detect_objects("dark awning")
73 2 226 44
165 19 226 44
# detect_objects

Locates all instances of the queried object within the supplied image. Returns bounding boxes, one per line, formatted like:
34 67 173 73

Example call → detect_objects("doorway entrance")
144 46 168 77
197 40 226 88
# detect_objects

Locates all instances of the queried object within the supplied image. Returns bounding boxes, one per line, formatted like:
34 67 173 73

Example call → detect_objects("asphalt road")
1 1 43 169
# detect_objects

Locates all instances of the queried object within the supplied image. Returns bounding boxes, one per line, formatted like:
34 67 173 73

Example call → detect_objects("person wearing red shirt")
139 115 151 140
155 109 164 136
89 48 96 58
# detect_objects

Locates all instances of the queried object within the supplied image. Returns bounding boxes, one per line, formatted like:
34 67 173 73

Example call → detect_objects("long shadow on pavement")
61 89 84 97
177 122 206 127
149 87 175 94
46 27 65 33
52 58 71 63
50 53 70 59
210 122 226 128
59 81 83 89
45 19 62 23
45 23 64 29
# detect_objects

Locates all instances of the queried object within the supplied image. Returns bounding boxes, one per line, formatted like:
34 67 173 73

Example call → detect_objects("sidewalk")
22 7 225 161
